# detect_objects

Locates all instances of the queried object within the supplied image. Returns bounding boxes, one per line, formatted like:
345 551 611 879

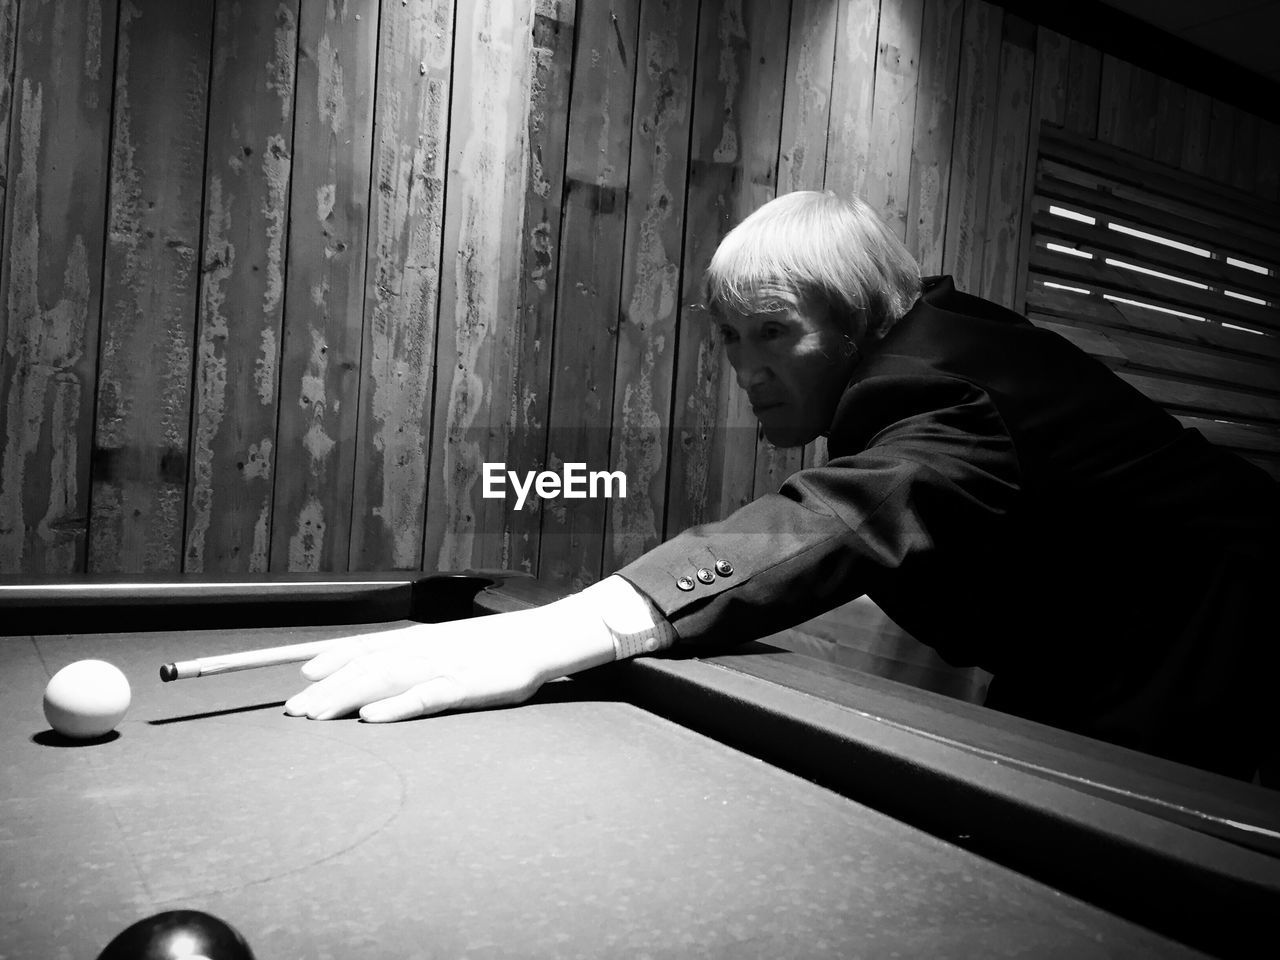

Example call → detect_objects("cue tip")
159 663 178 682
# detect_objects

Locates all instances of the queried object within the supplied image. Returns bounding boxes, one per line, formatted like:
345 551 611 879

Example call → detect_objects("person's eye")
719 326 739 344
760 323 785 341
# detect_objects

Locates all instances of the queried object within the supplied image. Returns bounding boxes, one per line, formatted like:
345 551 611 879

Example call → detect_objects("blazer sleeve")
614 372 1022 645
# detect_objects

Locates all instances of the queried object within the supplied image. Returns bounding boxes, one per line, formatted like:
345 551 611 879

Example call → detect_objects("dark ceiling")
1097 0 1280 84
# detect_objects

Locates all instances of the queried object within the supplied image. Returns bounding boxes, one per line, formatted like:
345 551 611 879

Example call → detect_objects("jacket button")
696 567 715 584
676 576 695 591
714 559 733 577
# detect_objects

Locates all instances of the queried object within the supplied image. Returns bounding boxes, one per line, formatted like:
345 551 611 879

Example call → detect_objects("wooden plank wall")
1 0 1277 586
1026 124 1280 479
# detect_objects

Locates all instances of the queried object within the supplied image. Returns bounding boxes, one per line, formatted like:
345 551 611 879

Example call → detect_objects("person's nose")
730 344 770 391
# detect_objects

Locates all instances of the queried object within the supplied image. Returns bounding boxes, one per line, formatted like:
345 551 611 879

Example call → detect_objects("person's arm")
286 371 1018 722
283 575 674 721
617 371 1022 644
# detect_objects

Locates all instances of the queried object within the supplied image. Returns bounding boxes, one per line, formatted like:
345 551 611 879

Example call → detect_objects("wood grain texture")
271 0 378 572
605 0 697 573
1099 57 1161 158
1036 125 1280 253
824 0 880 201
1028 314 1280 399
0 0 119 574
666 0 789 538
1027 283 1280 367
904 0 962 275
1205 98 1237 188
1095 55 1128 148
349 0 457 571
1130 67 1160 159
1029 204 1278 307
1229 109 1259 195
778 0 837 195
90 0 213 573
1256 122 1280 203
503 0 576 576
770 0 839 488
539 1 640 590
1011 29 1067 315
4 0 1276 584
1063 40 1100 138
425 0 534 572
1151 77 1186 169
865 0 922 241
1179 88 1210 178
1029 243 1278 336
743 0 793 511
0 0 16 233
979 13 1034 307
941 0 1001 295
185 0 299 573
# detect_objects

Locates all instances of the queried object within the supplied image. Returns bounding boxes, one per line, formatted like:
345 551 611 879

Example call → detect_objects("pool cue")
160 638 341 681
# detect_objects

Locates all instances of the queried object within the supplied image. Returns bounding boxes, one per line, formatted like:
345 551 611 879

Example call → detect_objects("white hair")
705 191 922 340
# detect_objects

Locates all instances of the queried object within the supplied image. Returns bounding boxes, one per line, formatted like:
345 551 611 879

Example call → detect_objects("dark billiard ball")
97 909 255 960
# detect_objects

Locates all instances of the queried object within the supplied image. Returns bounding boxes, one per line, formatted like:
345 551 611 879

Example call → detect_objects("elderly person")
286 191 1277 780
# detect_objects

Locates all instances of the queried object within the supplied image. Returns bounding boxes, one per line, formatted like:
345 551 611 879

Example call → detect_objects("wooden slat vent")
1026 122 1280 479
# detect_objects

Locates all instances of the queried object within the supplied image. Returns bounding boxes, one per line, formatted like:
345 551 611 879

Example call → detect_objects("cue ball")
42 660 131 739
96 909 256 960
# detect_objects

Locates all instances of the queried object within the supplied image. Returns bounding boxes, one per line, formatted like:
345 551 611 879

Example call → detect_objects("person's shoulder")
916 276 1029 327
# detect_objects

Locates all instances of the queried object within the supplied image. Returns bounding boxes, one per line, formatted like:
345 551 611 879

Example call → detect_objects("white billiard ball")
43 660 132 739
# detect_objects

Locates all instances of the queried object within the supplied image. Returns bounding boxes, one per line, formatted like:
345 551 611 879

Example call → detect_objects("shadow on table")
148 700 287 725
32 728 121 748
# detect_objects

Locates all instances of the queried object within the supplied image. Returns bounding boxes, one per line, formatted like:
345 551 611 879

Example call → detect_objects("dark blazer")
618 276 1278 777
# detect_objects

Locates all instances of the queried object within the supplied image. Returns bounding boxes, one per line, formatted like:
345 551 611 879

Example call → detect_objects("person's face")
717 285 860 447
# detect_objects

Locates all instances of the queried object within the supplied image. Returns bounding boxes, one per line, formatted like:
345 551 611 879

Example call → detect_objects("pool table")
2 572 1277 959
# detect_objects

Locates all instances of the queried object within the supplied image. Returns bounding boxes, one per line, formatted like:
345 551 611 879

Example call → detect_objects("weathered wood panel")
1095 54 1128 148
425 0 534 571
1152 77 1186 169
1028 315 1280 398
1205 98 1237 188
0 0 119 574
1027 281 1280 366
1063 39 1100 138
3 0 1277 591
824 0 880 201
185 0 298 573
271 0 378 572
1257 122 1280 202
808 0 880 473
1126 66 1159 158
666 0 790 537
539 1 639 590
605 0 698 572
349 0 457 571
504 0 576 576
764 0 838 497
1027 111 1280 482
0 0 17 232
1229 109 1259 195
1180 88 1211 178
778 0 837 195
904 0 963 275
980 13 1034 306
1029 204 1279 305
90 0 213 573
865 0 923 240
1011 26 1067 314
742 2 792 506
941 0 1001 294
